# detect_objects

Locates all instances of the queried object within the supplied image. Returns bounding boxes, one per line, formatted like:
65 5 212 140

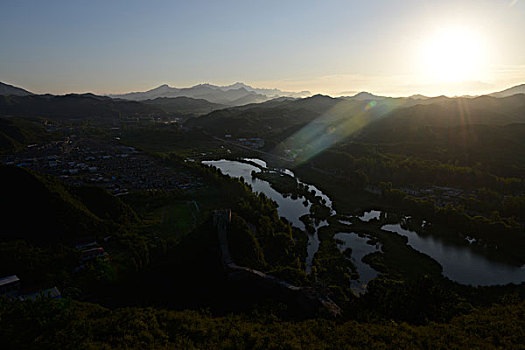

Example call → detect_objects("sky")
1 0 524 97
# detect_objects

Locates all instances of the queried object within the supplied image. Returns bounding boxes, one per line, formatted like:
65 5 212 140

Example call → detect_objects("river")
203 158 525 287
382 222 525 286
203 159 333 275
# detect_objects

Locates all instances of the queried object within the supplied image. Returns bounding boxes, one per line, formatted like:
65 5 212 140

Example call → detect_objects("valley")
1 81 525 348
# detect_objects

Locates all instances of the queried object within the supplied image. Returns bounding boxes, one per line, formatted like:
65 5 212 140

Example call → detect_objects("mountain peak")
226 82 249 89
306 94 334 100
409 94 430 100
151 84 173 91
350 91 383 100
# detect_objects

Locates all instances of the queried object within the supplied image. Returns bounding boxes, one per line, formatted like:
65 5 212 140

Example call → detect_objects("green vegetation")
0 94 166 122
1 164 122 242
0 116 56 153
143 96 227 117
3 91 525 348
1 297 525 349
120 124 223 157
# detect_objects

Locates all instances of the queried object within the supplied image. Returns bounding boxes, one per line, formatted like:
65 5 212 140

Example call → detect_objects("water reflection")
360 210 381 222
334 232 381 293
202 159 310 229
242 158 267 168
306 220 328 274
382 223 525 286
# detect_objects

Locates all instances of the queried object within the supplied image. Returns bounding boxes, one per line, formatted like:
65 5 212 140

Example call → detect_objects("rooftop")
0 275 20 286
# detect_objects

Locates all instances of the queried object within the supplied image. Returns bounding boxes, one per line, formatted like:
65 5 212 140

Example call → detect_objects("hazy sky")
1 0 524 96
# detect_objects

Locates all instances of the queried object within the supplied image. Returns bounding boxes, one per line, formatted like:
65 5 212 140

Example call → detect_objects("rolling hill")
0 93 166 121
0 117 52 153
185 94 417 143
0 82 33 96
489 84 525 98
338 94 525 177
0 164 137 243
142 96 227 117
357 94 525 143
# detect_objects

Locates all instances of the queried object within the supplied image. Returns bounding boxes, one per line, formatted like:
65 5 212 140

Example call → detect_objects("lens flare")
275 99 396 165
364 100 377 111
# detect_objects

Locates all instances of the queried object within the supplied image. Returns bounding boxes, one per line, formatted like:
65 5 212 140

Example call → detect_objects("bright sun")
420 27 486 83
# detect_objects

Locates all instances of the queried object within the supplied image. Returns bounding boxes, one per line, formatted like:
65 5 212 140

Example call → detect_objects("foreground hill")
0 164 137 243
0 117 52 153
0 81 32 96
1 298 524 349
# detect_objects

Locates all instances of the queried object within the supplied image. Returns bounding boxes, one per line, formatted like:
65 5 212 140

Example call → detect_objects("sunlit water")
360 210 381 222
242 158 267 168
382 223 525 286
203 159 339 275
203 159 310 229
203 159 525 287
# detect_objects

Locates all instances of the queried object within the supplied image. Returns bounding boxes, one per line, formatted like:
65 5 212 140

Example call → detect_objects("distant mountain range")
2 80 525 102
489 84 525 98
1 164 136 242
109 82 310 106
186 90 525 149
0 82 32 96
215 82 310 98
1 80 525 128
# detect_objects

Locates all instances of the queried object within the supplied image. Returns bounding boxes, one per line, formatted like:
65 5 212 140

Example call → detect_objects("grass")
130 195 204 240
150 201 198 237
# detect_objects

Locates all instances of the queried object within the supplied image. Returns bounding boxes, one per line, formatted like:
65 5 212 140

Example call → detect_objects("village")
0 239 109 301
1 134 203 195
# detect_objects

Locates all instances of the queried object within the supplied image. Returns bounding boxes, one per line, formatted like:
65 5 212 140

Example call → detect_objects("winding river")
203 159 525 287
203 159 331 275
203 159 311 229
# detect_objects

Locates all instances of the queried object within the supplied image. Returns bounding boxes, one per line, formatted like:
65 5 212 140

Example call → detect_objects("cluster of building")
237 137 265 149
73 240 110 272
0 275 61 301
365 184 467 208
76 240 108 262
2 136 202 195
224 135 265 149
399 185 465 207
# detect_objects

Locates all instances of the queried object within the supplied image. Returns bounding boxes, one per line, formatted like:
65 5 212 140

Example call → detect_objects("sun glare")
419 27 486 83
